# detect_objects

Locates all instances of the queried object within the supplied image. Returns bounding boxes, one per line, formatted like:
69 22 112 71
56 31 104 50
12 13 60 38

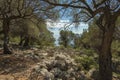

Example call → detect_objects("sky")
46 19 89 46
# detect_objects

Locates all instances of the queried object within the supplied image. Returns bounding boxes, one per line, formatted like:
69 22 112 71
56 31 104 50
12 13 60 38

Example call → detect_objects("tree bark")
64 40 67 48
23 36 30 47
3 19 12 54
19 35 24 46
99 25 115 80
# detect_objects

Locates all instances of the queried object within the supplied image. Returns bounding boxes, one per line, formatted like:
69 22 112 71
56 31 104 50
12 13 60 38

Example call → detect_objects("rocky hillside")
0 47 119 80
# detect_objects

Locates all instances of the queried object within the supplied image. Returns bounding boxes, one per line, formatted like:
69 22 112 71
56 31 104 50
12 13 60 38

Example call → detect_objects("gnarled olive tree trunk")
99 23 115 80
3 19 12 54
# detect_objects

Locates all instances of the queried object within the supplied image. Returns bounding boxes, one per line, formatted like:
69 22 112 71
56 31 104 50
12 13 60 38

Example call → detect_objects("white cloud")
46 19 72 28
46 19 88 29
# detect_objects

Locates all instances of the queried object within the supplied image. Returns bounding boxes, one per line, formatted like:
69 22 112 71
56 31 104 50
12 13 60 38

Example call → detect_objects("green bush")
79 48 97 57
74 56 98 71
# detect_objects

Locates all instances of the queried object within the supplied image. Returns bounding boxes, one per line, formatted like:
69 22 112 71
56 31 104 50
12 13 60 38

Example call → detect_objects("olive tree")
0 0 58 54
59 30 74 48
10 18 40 47
10 18 55 47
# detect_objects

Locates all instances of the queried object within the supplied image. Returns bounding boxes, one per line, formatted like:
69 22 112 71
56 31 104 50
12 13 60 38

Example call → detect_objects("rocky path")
0 48 119 80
